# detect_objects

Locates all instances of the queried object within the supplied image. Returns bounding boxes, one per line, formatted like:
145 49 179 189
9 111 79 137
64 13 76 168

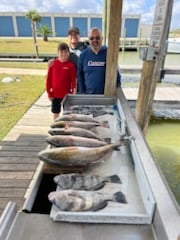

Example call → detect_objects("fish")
54 173 122 190
46 135 108 148
48 189 127 211
55 113 100 123
48 127 102 140
38 141 124 167
50 120 109 129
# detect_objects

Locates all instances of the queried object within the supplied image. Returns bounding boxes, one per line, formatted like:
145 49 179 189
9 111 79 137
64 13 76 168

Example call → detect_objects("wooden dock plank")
0 157 38 164
0 179 30 188
0 87 179 217
0 164 38 171
122 87 180 101
0 172 34 179
0 188 26 198
0 92 52 216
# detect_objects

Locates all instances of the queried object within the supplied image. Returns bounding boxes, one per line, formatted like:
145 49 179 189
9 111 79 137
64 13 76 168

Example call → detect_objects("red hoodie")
46 59 76 98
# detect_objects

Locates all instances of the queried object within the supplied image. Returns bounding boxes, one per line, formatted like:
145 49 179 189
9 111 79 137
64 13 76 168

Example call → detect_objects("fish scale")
53 173 121 190
38 141 124 167
48 189 127 212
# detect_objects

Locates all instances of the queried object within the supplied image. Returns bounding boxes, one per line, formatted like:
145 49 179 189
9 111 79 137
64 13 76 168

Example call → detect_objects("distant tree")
26 10 41 58
38 25 52 41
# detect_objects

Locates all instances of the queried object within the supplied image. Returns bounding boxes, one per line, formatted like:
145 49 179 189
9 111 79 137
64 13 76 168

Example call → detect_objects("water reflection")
118 51 180 84
118 51 180 67
146 119 180 205
119 51 180 205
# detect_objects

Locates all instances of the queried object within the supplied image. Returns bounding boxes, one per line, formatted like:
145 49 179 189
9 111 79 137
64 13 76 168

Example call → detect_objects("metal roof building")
0 12 141 38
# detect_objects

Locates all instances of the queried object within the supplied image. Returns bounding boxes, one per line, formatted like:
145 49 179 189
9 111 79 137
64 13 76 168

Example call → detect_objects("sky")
0 0 179 30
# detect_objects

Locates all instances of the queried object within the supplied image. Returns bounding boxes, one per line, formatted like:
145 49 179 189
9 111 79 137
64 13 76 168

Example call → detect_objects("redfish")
50 120 108 129
38 141 124 167
46 135 107 148
55 113 100 123
48 127 102 140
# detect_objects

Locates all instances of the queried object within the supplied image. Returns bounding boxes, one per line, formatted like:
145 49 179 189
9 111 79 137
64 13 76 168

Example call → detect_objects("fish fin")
103 137 111 144
113 140 126 151
112 191 127 204
48 130 54 135
88 183 105 191
87 201 108 211
105 175 122 184
101 121 109 128
113 147 121 151
65 122 70 129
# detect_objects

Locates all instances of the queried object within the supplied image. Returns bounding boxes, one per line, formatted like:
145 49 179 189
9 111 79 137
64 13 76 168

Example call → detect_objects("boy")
46 43 76 120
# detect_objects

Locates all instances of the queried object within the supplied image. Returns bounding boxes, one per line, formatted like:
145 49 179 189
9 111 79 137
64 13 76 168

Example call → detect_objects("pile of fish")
48 173 127 212
37 109 128 212
38 113 125 167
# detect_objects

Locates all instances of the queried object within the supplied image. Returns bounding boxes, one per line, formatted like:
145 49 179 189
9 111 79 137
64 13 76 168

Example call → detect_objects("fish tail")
112 191 127 204
105 174 122 184
103 137 111 144
101 121 109 128
113 140 126 151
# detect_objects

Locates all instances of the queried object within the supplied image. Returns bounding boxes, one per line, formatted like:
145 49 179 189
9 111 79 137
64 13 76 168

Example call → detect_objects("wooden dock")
0 86 180 216
123 86 180 101
0 92 52 215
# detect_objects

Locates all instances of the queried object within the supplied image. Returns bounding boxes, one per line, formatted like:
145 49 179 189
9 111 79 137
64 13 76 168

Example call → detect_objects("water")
118 51 180 205
146 119 180 205
118 51 180 67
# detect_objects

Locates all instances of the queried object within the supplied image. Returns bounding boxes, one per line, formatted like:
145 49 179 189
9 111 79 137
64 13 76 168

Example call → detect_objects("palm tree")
38 25 52 41
26 10 41 58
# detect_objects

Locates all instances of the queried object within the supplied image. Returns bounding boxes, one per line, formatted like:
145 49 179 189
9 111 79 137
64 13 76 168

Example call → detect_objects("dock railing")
119 37 149 51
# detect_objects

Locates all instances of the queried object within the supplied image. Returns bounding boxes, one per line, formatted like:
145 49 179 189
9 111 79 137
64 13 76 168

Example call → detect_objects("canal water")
118 51 180 205
147 119 180 205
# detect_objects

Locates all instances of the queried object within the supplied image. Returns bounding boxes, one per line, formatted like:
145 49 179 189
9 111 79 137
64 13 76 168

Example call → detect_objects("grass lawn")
0 61 47 69
0 73 45 140
0 38 68 54
0 37 178 140
0 37 70 69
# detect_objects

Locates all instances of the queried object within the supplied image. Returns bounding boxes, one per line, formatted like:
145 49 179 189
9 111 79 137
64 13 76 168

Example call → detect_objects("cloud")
171 0 180 29
122 0 144 14
0 0 103 13
0 0 179 29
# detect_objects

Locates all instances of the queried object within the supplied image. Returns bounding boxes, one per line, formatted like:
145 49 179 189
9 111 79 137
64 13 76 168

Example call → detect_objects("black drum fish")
54 173 122 190
48 189 127 211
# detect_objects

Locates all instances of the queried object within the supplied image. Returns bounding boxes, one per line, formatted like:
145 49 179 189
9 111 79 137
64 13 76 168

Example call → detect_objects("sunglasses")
89 36 101 41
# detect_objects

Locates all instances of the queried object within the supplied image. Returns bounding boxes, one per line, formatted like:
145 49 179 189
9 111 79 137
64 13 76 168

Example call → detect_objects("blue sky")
0 0 179 30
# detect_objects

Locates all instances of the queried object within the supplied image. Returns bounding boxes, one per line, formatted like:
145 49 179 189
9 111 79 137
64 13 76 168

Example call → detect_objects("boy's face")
58 49 70 62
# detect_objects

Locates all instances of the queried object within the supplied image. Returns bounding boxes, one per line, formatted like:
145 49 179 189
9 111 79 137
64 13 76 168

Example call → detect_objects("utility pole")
104 0 122 96
135 0 174 134
102 0 107 45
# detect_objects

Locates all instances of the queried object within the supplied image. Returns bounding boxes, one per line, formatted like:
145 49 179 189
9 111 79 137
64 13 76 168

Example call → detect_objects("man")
48 26 88 69
78 27 121 94
68 26 88 58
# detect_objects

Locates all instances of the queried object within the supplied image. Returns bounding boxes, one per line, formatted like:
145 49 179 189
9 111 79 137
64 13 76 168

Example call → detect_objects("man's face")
68 31 80 44
88 30 102 52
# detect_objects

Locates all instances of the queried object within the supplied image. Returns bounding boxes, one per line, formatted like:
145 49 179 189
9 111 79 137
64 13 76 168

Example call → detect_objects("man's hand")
47 58 55 68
